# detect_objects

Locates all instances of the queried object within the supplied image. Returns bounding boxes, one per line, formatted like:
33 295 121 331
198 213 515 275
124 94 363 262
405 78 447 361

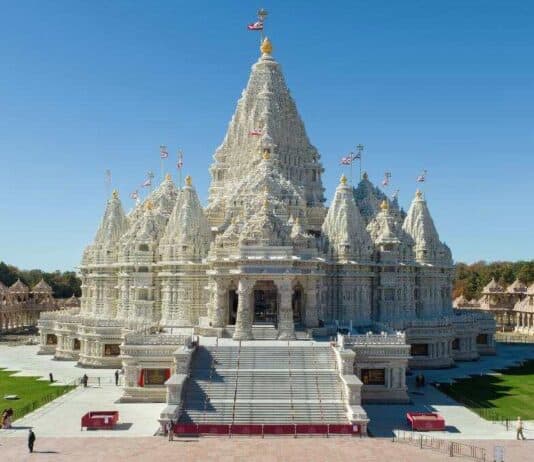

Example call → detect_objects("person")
49 372 54 383
28 429 36 453
166 420 174 441
82 374 88 388
517 416 526 440
114 370 119 386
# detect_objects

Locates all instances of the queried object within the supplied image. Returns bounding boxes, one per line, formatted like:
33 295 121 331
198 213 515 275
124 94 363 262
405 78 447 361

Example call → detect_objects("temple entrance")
253 281 278 325
228 288 238 325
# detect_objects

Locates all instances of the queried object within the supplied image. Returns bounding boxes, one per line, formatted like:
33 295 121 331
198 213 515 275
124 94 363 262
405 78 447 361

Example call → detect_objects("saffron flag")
340 156 352 165
416 169 427 183
247 21 264 31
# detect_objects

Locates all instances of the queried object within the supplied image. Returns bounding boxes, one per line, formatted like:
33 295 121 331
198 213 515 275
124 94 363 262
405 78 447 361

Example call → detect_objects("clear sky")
0 1 533 272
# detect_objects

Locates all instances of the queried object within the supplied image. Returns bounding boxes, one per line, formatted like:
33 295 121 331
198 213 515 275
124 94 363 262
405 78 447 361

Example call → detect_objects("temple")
38 36 496 431
0 278 78 333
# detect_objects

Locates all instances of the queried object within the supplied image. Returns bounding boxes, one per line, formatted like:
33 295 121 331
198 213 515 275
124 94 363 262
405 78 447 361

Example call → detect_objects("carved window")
360 368 385 385
411 343 429 356
104 344 120 357
139 244 149 252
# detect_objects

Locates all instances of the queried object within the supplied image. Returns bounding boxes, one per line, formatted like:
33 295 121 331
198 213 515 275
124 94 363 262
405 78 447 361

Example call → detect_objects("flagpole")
356 144 364 181
105 169 112 199
258 8 268 45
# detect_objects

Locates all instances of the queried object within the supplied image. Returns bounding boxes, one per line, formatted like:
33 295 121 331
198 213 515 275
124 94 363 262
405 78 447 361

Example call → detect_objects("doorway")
253 281 278 325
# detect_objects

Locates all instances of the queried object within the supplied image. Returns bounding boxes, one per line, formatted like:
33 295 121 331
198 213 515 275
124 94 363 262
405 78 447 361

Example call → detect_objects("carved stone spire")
402 190 451 265
83 190 128 264
159 176 211 262
367 199 414 261
207 36 325 225
322 175 372 262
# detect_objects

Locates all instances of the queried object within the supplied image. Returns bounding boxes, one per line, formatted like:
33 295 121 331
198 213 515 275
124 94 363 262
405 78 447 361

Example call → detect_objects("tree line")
0 261 81 298
454 260 534 300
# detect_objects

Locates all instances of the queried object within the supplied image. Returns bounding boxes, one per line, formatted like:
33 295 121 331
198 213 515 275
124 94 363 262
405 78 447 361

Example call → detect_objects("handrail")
203 342 216 423
287 340 295 426
312 344 325 425
230 340 241 433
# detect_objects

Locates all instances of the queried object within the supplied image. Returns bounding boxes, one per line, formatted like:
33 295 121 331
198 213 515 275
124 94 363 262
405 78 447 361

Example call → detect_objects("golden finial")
145 200 154 211
112 189 119 199
380 199 389 211
416 189 423 199
261 37 273 55
165 173 172 181
340 174 347 185
185 175 192 187
262 149 271 160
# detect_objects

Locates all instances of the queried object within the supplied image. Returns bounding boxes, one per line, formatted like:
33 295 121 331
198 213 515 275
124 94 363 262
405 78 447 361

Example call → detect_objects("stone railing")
343 332 407 346
123 333 189 346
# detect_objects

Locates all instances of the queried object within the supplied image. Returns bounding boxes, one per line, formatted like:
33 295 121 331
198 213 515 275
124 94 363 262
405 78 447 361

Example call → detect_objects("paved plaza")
1 342 534 450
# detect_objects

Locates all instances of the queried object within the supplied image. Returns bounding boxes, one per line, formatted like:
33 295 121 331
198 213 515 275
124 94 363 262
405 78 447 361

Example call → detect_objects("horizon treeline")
454 260 534 300
0 261 81 298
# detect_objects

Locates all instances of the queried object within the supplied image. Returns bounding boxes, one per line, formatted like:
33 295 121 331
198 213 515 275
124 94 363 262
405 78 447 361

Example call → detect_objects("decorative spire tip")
261 37 273 55
340 174 347 185
185 175 193 187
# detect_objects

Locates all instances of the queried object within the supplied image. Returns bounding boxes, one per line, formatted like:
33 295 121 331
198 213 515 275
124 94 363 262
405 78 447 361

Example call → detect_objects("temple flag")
247 21 264 31
141 178 151 188
352 152 361 160
177 151 184 169
160 145 169 159
416 169 427 183
130 190 139 200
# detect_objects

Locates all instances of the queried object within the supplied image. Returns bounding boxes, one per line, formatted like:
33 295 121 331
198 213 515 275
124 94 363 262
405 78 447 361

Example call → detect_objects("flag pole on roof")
159 145 168 182
176 149 184 189
105 169 112 200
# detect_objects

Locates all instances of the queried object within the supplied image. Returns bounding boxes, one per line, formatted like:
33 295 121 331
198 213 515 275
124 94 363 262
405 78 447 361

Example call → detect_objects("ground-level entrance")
253 281 278 325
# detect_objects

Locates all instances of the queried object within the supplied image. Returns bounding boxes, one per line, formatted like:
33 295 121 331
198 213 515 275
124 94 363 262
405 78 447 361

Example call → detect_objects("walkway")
366 343 534 439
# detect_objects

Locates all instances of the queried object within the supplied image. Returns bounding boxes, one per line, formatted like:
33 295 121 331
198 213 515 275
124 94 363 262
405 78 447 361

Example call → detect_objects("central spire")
207 32 325 228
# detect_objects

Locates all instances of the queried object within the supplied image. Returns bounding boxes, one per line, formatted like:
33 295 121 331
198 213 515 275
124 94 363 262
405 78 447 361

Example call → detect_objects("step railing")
229 340 242 434
203 343 217 422
311 345 325 424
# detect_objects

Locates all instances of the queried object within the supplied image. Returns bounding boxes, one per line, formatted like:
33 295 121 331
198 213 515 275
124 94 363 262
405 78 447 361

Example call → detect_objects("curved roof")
32 278 53 293
9 279 29 293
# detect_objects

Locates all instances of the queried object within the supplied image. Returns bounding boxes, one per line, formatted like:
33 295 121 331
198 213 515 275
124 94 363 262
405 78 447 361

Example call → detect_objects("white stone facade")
38 38 495 390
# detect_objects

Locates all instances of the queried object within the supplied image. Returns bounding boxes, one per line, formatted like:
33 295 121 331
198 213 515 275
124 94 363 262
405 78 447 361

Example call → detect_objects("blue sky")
0 1 533 271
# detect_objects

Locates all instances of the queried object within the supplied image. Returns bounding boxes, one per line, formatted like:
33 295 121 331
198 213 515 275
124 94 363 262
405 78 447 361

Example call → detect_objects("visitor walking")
115 370 120 386
49 372 54 383
82 374 88 388
28 429 36 453
516 416 526 440
166 420 174 441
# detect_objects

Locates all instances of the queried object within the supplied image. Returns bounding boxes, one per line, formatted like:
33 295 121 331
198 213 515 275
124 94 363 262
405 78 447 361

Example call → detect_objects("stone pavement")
0 344 162 437
366 343 534 440
1 436 533 462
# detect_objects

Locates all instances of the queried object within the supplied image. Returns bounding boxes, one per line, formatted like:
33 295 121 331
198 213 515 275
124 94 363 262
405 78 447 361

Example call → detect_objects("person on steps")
517 416 526 440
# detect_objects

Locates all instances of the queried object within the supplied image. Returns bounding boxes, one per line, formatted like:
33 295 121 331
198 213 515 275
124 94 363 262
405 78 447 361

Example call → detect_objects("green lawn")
440 360 534 420
0 369 75 421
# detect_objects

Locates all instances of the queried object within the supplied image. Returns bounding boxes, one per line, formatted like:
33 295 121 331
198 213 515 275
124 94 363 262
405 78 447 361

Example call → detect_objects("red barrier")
263 424 296 435
328 424 357 435
296 424 329 434
81 411 119 430
174 423 198 435
406 412 445 431
198 424 229 435
231 424 263 435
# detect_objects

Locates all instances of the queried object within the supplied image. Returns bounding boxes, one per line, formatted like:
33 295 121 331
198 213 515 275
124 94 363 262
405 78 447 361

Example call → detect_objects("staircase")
178 343 348 425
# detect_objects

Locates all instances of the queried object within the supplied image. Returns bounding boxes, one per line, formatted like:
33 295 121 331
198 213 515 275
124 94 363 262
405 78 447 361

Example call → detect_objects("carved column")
233 279 253 340
304 279 319 328
208 279 226 328
277 280 295 340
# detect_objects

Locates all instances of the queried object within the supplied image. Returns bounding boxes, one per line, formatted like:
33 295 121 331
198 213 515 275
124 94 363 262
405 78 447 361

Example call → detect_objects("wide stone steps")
178 344 348 425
